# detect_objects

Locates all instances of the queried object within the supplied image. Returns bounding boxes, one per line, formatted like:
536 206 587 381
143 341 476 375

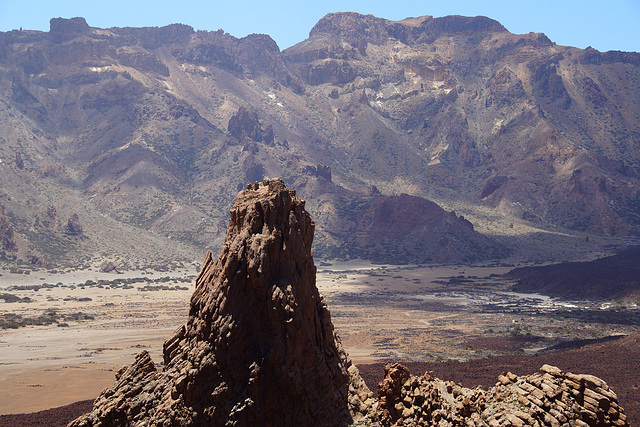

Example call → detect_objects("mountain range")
0 13 639 268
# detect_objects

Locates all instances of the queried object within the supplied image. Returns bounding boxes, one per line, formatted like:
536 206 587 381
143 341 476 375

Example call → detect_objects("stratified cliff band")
70 179 628 426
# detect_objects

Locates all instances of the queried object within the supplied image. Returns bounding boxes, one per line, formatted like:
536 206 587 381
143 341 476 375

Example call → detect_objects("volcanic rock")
301 180 507 264
70 179 628 426
376 363 628 426
70 178 374 426
301 164 333 181
507 246 640 299
227 106 274 145
49 17 90 43
3 13 640 265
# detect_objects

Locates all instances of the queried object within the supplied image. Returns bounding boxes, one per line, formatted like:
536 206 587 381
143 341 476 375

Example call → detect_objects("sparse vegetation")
0 292 32 303
139 285 190 292
0 310 95 329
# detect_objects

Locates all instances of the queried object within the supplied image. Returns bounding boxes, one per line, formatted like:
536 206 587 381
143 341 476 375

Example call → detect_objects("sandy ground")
1 261 638 415
0 267 194 414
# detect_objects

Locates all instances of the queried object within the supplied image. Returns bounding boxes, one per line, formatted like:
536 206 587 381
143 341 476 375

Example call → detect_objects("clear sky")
1 0 639 53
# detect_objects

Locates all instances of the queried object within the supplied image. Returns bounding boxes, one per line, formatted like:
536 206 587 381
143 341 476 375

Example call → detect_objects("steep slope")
0 13 639 266
283 13 640 236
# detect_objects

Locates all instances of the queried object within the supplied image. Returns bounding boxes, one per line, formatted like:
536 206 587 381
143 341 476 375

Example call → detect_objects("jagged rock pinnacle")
70 178 374 426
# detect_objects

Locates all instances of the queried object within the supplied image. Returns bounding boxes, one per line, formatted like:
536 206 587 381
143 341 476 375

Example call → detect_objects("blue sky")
1 0 639 52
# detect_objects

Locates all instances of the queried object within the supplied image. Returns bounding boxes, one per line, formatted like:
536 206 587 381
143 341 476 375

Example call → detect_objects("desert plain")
1 258 639 416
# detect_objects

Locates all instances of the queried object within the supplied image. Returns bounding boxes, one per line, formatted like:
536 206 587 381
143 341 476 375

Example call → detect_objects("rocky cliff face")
70 178 374 426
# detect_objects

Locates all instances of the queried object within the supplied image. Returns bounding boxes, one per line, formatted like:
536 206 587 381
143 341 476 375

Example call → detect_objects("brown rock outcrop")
65 213 83 236
376 363 628 426
227 106 274 145
0 203 17 252
70 179 628 426
70 178 374 426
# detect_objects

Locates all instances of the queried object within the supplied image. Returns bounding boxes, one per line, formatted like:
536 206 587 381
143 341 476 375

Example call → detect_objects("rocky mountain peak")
49 17 90 42
2 11 640 265
307 12 507 47
309 12 392 45
71 178 374 426
111 22 195 49
418 14 507 35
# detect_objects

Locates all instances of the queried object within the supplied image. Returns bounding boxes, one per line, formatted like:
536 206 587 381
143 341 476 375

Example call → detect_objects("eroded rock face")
227 106 274 145
65 213 83 236
70 178 374 426
376 363 628 426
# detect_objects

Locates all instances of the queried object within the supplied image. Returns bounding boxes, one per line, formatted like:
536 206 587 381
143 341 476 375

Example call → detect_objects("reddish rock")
70 178 374 426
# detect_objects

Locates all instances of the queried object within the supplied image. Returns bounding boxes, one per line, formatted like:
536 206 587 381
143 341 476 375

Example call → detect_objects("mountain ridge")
0 12 638 267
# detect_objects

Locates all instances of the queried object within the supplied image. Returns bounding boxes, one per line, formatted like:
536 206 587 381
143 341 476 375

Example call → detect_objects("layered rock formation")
70 178 374 426
377 363 628 426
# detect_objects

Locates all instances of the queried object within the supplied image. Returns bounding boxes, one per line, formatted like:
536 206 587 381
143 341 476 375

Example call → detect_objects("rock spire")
70 178 374 426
